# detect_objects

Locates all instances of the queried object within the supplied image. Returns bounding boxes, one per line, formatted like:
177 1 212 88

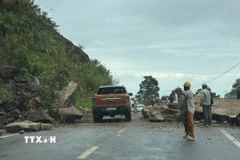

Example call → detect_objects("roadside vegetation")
0 0 117 109
225 78 240 99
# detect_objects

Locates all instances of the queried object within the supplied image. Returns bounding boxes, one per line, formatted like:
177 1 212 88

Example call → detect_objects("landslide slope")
0 0 116 108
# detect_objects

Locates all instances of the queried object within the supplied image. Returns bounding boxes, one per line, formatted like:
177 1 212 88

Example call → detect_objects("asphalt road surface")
0 113 240 160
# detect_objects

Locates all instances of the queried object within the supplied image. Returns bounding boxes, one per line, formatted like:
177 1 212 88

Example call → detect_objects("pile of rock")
142 105 181 122
53 81 83 123
0 66 43 130
0 66 84 133
142 95 240 126
194 94 240 126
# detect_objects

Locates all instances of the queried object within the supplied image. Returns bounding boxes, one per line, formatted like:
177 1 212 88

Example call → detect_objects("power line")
204 61 240 84
221 66 240 96
161 62 240 94
192 61 240 89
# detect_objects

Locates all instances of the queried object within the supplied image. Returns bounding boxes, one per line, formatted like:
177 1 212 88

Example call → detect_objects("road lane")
0 125 125 160
220 129 240 148
78 146 99 159
0 113 239 160
0 133 19 139
86 125 240 160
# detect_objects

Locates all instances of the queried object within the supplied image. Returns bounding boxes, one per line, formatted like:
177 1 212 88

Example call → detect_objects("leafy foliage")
0 88 12 103
0 0 117 108
225 78 240 98
137 76 160 105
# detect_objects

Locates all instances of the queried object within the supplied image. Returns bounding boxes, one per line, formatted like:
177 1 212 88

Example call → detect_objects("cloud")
36 0 240 97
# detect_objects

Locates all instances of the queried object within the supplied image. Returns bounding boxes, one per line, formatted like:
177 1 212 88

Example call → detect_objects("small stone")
19 130 24 134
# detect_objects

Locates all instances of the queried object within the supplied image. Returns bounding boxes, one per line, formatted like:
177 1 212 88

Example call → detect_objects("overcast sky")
36 0 240 97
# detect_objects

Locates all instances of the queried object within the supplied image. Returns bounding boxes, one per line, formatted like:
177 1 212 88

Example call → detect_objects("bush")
38 87 57 110
0 88 12 103
16 67 32 80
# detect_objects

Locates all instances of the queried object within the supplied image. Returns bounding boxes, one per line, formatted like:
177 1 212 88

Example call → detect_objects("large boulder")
40 123 53 130
161 108 181 122
167 103 179 110
0 112 5 116
0 108 7 116
56 106 83 123
0 66 20 79
3 80 16 95
14 78 42 95
56 81 78 108
31 76 40 85
7 117 15 123
3 99 19 112
195 96 240 117
23 109 35 118
194 96 240 125
145 105 181 122
161 108 181 115
4 99 19 112
4 121 52 133
149 106 164 122
7 109 20 118
0 115 7 125
27 108 55 124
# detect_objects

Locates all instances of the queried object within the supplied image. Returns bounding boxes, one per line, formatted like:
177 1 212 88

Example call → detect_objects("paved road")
0 113 240 160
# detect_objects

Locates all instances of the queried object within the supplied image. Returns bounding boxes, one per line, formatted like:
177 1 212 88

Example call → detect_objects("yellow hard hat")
183 81 191 87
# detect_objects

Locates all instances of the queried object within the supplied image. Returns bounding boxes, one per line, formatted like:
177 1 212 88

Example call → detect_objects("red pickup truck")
92 85 133 122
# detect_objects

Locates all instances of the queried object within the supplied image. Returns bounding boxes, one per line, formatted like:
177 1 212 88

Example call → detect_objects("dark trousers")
202 105 212 125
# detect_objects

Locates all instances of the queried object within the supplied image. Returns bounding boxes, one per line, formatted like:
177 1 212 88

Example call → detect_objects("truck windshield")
97 87 127 94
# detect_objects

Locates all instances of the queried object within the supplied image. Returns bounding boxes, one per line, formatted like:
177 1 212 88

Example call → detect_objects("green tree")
137 76 160 105
225 78 240 98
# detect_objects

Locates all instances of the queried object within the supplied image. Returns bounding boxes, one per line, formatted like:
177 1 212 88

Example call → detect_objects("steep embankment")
0 0 116 110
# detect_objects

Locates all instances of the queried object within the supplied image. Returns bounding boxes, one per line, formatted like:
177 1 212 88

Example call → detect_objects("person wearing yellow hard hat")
179 81 195 141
